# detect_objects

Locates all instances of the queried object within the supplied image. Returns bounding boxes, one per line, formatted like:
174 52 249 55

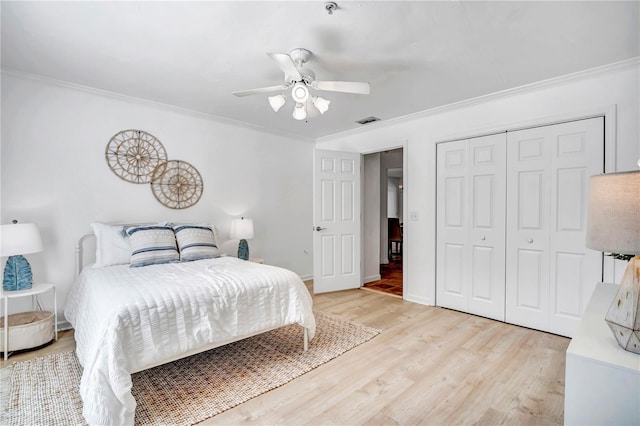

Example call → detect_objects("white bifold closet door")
436 117 604 337
436 133 507 321
505 117 604 336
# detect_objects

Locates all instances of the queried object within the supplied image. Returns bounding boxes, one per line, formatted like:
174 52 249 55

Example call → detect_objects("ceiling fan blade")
312 81 371 95
267 52 302 81
232 84 289 97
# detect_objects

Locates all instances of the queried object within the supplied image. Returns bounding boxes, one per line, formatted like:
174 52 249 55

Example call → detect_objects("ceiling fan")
232 48 370 121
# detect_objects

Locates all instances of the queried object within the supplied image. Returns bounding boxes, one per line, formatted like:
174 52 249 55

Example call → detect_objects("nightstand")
565 282 640 425
2 283 57 361
250 257 265 264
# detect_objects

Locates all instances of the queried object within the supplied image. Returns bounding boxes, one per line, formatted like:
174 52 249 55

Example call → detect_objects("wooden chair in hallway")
388 217 403 260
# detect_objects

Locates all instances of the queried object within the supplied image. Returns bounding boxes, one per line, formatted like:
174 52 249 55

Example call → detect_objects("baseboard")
363 274 381 284
404 293 434 306
298 274 313 281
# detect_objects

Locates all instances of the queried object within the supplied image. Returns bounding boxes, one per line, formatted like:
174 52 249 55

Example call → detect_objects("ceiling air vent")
356 116 380 125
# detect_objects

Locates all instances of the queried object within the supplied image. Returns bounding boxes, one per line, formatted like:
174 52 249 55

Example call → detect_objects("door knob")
527 238 534 243
480 236 486 241
314 226 327 232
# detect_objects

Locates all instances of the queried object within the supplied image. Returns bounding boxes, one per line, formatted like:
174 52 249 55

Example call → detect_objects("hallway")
362 258 402 297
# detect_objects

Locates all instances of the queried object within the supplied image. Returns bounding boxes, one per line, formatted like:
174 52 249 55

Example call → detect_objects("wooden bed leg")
303 327 309 352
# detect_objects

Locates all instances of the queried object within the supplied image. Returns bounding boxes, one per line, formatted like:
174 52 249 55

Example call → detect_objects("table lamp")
586 171 640 354
229 217 254 260
1 221 44 291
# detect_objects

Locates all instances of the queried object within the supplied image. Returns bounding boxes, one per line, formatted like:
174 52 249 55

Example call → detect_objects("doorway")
362 148 404 297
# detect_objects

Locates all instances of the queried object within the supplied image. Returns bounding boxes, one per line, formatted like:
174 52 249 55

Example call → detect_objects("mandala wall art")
106 129 168 183
150 160 204 209
105 129 204 209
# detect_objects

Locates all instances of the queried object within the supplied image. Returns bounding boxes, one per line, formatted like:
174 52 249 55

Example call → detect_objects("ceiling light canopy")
291 83 309 103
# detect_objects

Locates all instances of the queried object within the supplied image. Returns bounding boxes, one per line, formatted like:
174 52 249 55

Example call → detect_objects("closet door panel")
437 134 506 320
468 134 506 321
506 132 551 331
549 118 604 336
515 248 546 309
437 140 470 311
506 117 604 336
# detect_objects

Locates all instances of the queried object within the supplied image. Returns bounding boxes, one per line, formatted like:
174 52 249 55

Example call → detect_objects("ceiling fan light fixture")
312 96 330 114
268 94 286 112
292 103 307 121
291 82 309 103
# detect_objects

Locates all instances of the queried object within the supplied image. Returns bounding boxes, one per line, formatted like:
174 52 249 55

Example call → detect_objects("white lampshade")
1 223 43 257
312 96 330 114
586 171 640 254
268 95 286 112
229 218 254 240
292 103 307 121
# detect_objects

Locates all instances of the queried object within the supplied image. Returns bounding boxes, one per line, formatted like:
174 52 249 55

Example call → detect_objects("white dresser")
565 282 640 425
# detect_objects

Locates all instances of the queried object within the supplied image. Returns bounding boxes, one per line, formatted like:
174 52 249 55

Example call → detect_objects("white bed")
64 227 315 425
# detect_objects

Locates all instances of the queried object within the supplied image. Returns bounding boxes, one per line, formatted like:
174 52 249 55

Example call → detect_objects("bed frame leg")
303 327 309 352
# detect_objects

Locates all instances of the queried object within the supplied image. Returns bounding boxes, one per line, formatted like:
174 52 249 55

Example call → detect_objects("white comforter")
64 256 316 425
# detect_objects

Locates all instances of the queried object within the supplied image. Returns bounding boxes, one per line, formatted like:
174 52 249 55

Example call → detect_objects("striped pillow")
126 225 179 267
173 224 222 262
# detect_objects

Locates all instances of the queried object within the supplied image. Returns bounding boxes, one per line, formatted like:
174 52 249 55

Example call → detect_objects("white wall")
387 178 401 218
1 72 314 324
362 153 380 283
316 59 640 305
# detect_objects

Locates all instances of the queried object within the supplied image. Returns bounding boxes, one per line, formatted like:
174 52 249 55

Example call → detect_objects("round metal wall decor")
150 160 203 209
105 129 168 183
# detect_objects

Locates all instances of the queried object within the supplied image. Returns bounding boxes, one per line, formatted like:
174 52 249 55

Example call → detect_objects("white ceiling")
2 1 638 140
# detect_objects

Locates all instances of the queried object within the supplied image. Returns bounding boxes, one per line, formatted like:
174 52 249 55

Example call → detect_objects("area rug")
1 311 379 426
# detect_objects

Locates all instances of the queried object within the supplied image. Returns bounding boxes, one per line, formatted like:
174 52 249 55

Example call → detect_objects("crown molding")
316 57 640 143
3 56 637 145
0 68 315 144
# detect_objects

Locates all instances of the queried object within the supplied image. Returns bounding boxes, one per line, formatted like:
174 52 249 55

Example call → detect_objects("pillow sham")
91 223 130 268
126 225 179 268
173 224 222 262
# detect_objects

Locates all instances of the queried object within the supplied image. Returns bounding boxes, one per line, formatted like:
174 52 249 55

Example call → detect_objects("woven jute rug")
1 311 379 426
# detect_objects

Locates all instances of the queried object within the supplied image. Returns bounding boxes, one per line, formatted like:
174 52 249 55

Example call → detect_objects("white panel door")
437 133 506 321
467 135 506 321
506 117 603 335
548 118 604 336
313 149 361 293
505 131 550 331
437 139 470 312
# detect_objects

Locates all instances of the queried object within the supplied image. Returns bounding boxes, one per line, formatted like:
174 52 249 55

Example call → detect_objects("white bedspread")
64 256 315 425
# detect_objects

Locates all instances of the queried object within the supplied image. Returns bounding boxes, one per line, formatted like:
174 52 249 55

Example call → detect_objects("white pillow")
126 225 179 268
91 223 131 268
173 224 222 262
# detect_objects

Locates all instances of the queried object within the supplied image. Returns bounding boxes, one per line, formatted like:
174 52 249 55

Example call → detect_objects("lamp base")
605 255 640 354
238 239 250 261
3 255 34 291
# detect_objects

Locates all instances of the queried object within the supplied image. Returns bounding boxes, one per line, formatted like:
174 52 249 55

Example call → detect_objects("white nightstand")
2 283 57 361
250 257 265 264
565 282 640 425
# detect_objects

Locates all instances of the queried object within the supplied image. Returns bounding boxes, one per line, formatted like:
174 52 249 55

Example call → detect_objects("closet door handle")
527 238 534 244
480 236 486 241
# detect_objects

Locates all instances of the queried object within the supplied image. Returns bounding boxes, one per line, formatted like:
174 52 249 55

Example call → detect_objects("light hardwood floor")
3 283 570 425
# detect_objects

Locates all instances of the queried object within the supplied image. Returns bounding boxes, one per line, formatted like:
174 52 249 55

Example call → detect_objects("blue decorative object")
238 239 250 261
3 255 33 291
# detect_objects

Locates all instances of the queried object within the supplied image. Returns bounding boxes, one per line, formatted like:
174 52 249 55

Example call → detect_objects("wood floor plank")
2 286 570 425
